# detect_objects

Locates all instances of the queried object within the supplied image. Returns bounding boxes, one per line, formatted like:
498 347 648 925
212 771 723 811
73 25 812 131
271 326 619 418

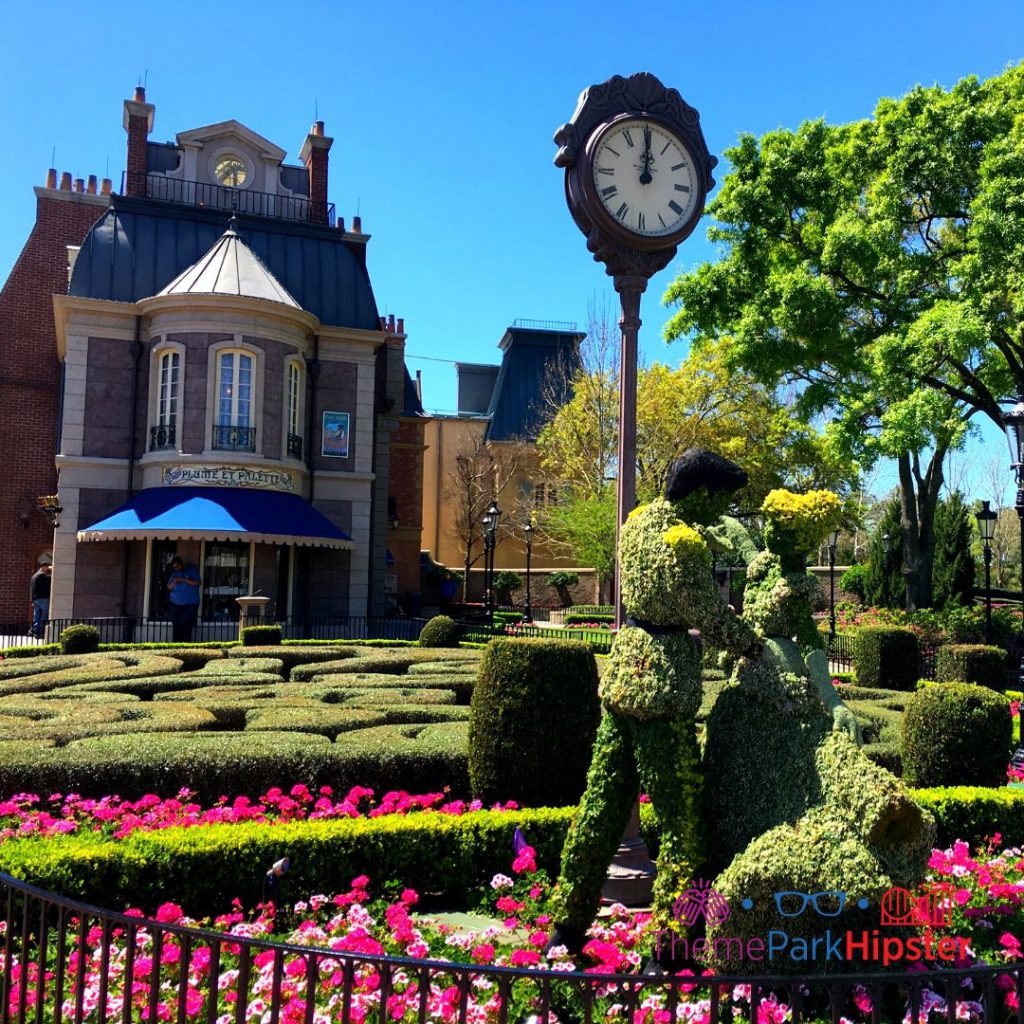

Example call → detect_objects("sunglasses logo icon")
773 890 846 918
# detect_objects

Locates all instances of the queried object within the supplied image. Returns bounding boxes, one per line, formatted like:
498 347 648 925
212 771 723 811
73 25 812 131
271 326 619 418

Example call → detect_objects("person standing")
28 562 52 639
166 556 201 642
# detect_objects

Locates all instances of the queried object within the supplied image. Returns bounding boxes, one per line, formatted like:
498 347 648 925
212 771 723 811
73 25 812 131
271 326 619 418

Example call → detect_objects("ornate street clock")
554 73 716 619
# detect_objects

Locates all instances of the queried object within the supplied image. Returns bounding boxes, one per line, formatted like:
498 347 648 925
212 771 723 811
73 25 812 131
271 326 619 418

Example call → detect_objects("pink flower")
471 944 495 964
154 902 184 924
509 949 540 967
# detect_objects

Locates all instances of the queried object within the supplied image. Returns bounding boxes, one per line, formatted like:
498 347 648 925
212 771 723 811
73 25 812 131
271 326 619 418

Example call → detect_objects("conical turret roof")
156 217 301 308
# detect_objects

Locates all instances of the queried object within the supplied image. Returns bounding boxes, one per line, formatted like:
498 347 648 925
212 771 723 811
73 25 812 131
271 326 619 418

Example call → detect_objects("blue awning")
77 487 353 549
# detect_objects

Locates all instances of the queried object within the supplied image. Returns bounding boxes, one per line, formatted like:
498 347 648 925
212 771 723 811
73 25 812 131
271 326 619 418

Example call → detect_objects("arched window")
150 347 182 451
285 359 303 460
213 350 255 452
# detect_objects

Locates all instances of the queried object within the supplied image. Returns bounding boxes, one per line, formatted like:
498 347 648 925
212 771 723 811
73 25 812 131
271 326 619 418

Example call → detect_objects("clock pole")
613 275 645 625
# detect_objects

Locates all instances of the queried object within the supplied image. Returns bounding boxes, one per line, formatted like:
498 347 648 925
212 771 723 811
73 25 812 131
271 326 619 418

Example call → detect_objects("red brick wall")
389 417 425 601
125 115 149 197
0 190 107 624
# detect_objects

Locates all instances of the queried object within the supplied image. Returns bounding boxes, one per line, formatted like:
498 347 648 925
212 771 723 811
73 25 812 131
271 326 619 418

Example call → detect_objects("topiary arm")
805 648 862 744
706 515 760 567
694 579 761 658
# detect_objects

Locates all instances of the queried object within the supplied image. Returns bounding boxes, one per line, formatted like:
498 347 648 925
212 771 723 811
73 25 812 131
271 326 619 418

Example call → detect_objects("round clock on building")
587 115 700 243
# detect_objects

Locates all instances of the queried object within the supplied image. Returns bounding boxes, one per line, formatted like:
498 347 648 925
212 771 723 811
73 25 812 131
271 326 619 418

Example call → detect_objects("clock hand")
639 127 653 185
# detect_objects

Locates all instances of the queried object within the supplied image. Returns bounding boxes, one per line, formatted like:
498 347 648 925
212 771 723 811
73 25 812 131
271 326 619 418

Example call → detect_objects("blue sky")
1 0 1021 492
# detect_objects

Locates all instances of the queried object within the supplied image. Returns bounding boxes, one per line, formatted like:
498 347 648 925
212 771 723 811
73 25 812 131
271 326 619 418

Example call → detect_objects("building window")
150 349 180 451
532 482 560 508
213 350 255 452
203 541 250 620
214 156 248 188
286 360 303 460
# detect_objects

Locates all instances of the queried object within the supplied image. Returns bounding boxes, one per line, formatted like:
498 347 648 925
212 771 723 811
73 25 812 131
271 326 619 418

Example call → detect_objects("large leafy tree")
663 67 1024 608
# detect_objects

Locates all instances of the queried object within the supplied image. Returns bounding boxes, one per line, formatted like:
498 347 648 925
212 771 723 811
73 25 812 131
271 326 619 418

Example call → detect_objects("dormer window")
214 156 248 188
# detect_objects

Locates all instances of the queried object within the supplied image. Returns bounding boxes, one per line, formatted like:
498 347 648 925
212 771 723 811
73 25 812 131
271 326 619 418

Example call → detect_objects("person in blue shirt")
166 556 201 642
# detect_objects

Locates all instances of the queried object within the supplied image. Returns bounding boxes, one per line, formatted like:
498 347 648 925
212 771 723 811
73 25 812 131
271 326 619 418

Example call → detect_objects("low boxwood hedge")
936 644 1008 688
853 627 920 690
913 786 1024 847
0 807 575 918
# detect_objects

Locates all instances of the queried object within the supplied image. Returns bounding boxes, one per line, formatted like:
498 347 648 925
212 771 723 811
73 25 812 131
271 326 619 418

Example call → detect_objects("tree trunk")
896 447 946 612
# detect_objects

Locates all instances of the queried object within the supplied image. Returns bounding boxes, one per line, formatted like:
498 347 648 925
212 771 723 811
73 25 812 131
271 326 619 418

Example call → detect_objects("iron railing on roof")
122 171 336 226
511 317 578 331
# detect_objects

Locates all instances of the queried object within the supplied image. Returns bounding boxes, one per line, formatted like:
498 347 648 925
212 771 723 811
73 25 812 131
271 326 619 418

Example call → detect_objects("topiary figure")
547 449 761 950
469 638 599 807
703 488 934 971
901 682 1011 787
417 615 460 648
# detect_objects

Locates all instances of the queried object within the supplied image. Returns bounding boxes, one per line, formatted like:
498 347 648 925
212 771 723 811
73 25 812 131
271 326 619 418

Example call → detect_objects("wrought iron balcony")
287 433 303 460
149 424 177 451
212 423 256 452
124 171 336 226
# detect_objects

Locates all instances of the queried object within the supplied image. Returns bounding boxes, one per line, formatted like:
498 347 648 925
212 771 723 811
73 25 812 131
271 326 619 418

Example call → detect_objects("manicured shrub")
240 624 282 647
936 644 1008 689
470 638 599 806
839 563 869 603
0 807 575 918
901 682 1011 787
418 615 461 648
853 626 919 690
564 613 615 625
59 624 100 655
913 786 1024 847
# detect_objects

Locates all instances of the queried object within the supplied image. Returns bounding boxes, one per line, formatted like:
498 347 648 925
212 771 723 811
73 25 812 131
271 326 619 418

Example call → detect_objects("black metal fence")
826 632 941 682
0 871 1020 1024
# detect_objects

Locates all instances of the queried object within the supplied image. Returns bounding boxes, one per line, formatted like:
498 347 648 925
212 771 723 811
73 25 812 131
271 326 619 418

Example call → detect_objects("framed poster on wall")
322 411 350 458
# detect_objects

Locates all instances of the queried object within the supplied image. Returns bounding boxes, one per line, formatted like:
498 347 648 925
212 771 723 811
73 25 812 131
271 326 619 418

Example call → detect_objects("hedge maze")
0 647 481 801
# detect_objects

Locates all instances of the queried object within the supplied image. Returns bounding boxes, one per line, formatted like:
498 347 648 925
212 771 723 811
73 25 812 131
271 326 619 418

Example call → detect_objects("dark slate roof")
69 196 379 330
486 326 584 442
403 364 426 417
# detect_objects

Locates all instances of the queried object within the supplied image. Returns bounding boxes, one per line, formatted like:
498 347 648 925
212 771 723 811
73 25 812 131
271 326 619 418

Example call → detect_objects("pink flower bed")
0 785 518 840
3 836 1022 1022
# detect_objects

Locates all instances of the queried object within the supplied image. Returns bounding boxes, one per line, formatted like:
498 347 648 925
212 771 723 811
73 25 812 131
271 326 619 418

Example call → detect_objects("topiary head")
664 449 748 526
760 489 842 572
619 500 713 624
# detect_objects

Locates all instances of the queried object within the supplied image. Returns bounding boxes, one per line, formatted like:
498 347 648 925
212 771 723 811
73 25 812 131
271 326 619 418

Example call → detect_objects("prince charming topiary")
547 450 761 950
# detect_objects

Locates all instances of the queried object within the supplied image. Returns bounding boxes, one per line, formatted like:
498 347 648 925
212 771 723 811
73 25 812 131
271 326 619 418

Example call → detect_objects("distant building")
0 87 425 633
421 321 601 606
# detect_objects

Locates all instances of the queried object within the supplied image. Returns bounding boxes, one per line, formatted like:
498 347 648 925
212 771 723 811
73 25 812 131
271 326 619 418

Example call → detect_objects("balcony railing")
287 432 303 460
123 171 336 226
212 424 256 452
149 424 177 451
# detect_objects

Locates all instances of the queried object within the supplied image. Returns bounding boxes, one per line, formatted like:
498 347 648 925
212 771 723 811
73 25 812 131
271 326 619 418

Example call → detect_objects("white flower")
490 873 514 889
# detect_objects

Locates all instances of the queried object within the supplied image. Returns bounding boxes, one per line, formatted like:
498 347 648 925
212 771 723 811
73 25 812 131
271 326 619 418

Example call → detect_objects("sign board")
161 465 296 491
322 411 350 458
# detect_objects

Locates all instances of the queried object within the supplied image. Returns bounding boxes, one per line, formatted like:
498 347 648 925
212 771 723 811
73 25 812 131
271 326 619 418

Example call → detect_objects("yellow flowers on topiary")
761 489 843 571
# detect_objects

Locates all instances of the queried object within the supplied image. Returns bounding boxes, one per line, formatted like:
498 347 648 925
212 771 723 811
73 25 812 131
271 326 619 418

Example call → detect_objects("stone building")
0 87 426 633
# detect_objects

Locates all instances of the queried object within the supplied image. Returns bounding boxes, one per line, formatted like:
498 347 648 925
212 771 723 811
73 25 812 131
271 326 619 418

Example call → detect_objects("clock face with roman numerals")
590 117 699 239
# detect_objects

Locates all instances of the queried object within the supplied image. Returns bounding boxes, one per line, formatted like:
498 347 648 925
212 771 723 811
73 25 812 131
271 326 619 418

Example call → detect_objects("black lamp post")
482 500 501 624
977 499 998 644
523 522 534 623
882 532 892 556
828 527 840 637
1004 392 1024 634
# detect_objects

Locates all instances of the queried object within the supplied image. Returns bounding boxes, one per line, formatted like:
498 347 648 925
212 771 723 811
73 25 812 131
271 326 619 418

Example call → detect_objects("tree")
864 499 904 609
931 492 977 609
661 70 1024 609
540 485 617 600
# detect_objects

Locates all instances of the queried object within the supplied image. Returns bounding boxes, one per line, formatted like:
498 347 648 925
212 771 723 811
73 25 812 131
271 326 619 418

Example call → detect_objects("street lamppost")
523 522 534 623
977 499 998 644
482 500 501 624
828 526 840 637
882 532 892 556
1004 392 1024 635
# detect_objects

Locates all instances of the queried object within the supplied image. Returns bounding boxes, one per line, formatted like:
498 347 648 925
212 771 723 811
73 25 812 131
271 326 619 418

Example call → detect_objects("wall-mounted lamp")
36 496 62 529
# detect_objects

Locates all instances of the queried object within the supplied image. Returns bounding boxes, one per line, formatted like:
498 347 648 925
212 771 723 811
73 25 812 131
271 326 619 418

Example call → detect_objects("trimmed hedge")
418 615 460 648
0 807 575 918
59 624 100 654
470 638 599 807
564 613 615 625
936 644 1007 688
901 683 1011 787
853 626 919 690
913 786 1024 847
240 624 283 647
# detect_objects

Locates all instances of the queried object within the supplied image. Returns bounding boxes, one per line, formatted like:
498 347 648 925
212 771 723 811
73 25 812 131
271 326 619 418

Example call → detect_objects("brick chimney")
123 85 155 198
299 120 333 225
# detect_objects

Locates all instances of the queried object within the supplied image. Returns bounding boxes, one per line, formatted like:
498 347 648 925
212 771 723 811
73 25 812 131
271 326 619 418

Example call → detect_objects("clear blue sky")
1 1 1021 445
